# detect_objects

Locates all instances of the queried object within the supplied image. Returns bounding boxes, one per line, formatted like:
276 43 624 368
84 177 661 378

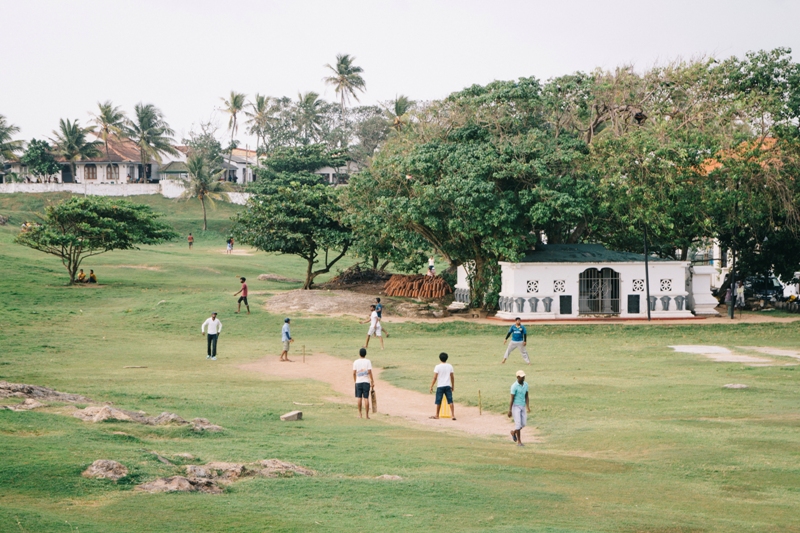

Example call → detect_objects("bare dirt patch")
258 273 302 283
215 248 255 256
239 353 530 439
737 346 800 360
106 264 162 271
264 289 379 317
668 345 778 365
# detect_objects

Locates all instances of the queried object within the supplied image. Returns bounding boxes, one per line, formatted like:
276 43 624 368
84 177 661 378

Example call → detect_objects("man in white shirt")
201 312 222 360
352 348 375 419
360 304 384 349
429 352 455 420
280 318 293 362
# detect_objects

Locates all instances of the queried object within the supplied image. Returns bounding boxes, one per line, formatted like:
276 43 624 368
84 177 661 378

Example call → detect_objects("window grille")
526 280 539 293
579 268 620 315
553 280 566 293
660 279 672 292
632 279 644 292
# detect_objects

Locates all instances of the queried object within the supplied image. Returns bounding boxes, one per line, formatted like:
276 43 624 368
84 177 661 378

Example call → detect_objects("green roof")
517 244 671 263
159 161 188 173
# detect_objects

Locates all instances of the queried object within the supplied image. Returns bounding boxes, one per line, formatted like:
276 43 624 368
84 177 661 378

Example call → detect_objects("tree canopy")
15 196 178 283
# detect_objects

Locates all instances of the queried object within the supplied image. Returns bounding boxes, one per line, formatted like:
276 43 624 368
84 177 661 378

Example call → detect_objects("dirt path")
239 353 528 440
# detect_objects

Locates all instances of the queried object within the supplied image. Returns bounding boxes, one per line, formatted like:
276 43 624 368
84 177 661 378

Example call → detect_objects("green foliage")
122 104 178 178
182 124 225 171
49 118 102 180
0 113 24 161
20 139 60 181
234 147 352 288
181 153 231 230
90 101 127 161
324 53 366 110
15 196 178 282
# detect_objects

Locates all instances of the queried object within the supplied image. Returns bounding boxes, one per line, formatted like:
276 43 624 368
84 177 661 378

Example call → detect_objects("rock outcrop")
0 381 91 403
72 407 222 431
82 460 128 481
0 398 45 411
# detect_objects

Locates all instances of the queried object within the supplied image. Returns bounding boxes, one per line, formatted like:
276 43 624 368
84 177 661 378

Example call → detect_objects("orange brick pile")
383 274 452 299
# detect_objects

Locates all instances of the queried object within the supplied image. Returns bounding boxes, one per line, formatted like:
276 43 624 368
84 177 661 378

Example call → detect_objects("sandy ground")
265 290 378 318
239 353 528 440
669 345 799 366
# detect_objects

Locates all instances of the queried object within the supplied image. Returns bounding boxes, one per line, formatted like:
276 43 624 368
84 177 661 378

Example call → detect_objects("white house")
454 244 720 320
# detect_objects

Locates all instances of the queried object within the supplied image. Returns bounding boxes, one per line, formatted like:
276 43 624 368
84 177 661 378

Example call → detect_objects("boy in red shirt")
234 277 250 314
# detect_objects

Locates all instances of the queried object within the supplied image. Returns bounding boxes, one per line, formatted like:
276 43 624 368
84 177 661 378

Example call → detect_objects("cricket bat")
370 388 378 413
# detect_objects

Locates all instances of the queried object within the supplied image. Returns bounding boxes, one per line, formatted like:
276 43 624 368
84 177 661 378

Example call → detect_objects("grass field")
1 193 799 532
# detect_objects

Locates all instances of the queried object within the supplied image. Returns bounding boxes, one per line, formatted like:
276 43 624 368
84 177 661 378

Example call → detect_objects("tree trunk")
371 252 379 270
201 196 208 231
379 259 391 271
303 256 314 290
227 116 236 182
679 245 690 261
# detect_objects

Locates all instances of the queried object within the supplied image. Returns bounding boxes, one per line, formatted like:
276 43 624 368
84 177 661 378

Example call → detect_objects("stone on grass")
82 460 128 481
376 474 403 480
153 412 188 425
723 383 749 389
280 410 303 421
0 381 91 403
1 398 45 411
191 418 224 432
258 459 315 478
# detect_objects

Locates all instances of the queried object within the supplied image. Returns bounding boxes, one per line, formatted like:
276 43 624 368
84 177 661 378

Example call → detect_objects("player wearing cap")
507 370 531 446
201 312 222 360
280 318 294 361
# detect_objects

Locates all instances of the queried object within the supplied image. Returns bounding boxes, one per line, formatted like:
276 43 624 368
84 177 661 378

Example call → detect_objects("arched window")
579 268 620 315
106 164 119 180
84 164 97 180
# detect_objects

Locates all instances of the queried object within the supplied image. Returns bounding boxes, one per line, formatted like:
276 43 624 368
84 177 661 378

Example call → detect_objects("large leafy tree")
90 101 127 162
181 153 230 231
15 196 177 283
221 91 247 174
20 139 61 182
324 54 366 112
232 145 351 289
50 118 102 183
0 114 24 162
123 104 178 182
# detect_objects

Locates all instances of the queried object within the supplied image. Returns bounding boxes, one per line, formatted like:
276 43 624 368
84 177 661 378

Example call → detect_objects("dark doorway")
61 164 73 183
579 268 620 314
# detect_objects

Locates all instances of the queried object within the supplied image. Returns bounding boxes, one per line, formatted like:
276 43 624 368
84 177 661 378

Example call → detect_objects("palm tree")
181 153 230 231
245 94 270 164
90 101 126 163
323 54 366 112
0 114 24 162
294 92 325 144
123 103 178 182
221 91 247 178
50 118 102 183
385 95 415 131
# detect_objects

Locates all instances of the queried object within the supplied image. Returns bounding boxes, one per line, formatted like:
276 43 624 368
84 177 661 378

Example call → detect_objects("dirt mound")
1 398 45 411
323 265 392 288
0 381 92 403
136 475 221 494
82 460 128 481
258 273 302 283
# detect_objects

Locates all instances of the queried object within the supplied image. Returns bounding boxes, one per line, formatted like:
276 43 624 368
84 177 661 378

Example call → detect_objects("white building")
454 244 720 320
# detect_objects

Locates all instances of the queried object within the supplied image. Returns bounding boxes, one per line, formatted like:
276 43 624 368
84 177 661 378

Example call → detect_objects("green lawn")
1 193 799 532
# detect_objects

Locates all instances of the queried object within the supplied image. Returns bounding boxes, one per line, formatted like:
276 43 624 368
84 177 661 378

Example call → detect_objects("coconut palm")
294 92 325 144
123 103 178 182
385 95 415 131
50 118 102 183
90 101 127 163
323 54 366 112
245 93 271 163
181 153 230 230
221 91 247 176
0 114 24 161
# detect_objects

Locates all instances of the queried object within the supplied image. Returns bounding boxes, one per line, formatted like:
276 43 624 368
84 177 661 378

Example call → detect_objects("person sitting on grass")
87 270 97 283
429 352 455 420
76 269 86 283
508 370 531 446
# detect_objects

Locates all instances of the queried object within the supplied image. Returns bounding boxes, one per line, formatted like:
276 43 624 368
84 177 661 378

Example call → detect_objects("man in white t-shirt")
428 352 456 420
352 348 375 419
360 304 384 349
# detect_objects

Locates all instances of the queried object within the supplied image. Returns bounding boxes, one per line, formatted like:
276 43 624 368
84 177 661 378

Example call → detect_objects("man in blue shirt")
501 317 530 364
507 370 531 446
280 318 293 362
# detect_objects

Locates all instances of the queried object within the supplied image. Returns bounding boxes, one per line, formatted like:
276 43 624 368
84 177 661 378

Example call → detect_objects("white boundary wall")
0 182 250 204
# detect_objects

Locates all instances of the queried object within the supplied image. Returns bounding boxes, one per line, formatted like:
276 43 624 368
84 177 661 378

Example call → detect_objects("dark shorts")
238 296 248 305
355 382 371 399
435 386 453 405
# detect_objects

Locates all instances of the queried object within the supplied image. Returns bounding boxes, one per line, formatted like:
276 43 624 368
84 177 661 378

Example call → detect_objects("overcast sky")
2 0 799 146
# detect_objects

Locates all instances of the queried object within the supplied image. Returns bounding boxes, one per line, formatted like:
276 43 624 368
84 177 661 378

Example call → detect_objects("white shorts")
368 324 382 336
512 405 527 430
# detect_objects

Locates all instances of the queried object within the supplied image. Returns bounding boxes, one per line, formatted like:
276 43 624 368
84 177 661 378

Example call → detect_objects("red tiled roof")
53 135 143 163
